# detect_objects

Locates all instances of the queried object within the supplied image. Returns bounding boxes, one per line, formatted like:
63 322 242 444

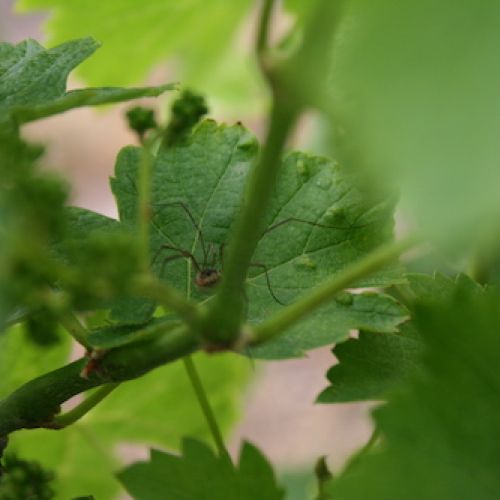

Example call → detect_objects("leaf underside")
64 118 405 357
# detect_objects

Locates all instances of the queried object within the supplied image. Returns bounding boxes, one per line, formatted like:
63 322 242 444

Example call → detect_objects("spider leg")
262 217 368 237
152 201 208 264
159 253 189 280
248 263 286 306
151 244 201 274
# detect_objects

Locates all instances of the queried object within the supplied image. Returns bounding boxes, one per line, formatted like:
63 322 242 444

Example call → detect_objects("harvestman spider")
150 202 366 306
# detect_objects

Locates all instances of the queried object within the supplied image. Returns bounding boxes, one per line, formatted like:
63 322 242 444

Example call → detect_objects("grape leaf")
323 281 500 499
0 37 174 125
317 273 481 403
15 0 252 92
330 0 500 244
317 322 421 403
65 119 403 353
5 347 251 499
118 438 284 500
249 292 409 359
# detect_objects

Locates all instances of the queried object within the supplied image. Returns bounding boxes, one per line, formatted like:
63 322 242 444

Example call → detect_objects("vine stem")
51 383 119 428
59 312 92 351
182 356 230 460
250 235 420 345
256 0 276 76
202 99 300 344
132 275 202 330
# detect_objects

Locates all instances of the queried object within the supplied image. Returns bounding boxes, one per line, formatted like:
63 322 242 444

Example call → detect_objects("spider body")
195 268 220 288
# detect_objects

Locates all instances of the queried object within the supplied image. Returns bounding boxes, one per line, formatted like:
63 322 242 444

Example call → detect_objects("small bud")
126 106 157 140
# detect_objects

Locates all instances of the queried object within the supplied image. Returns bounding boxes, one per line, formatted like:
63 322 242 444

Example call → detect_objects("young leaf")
323 281 500 499
0 38 174 125
118 439 284 500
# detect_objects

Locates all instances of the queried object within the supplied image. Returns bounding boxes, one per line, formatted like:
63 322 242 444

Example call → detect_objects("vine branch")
0 323 198 437
201 0 301 343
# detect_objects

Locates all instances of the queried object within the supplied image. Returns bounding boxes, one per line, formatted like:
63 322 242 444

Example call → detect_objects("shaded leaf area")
0 37 174 125
15 0 256 106
317 272 482 403
329 0 500 245
2 324 251 499
323 280 500 500
66 119 403 356
118 439 284 500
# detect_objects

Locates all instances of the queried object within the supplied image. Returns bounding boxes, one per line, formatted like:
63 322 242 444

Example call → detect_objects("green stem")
183 356 229 459
0 323 199 436
250 236 419 345
201 0 301 346
203 100 299 344
52 383 119 428
132 275 202 330
59 312 92 350
256 0 276 74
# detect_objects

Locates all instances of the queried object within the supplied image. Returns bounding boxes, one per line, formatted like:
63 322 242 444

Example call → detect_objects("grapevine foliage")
119 439 284 500
2 0 499 497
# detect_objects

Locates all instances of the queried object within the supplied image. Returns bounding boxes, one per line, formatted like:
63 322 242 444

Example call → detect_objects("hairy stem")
250 236 419 345
183 356 229 459
52 383 119 428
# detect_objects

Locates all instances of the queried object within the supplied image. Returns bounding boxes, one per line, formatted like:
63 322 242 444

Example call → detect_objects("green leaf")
0 37 97 115
250 292 409 359
317 322 421 403
10 83 176 124
60 206 156 324
92 119 402 352
6 350 251 499
324 282 500 499
331 0 500 243
15 0 252 92
118 439 284 499
0 37 174 124
317 273 479 403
